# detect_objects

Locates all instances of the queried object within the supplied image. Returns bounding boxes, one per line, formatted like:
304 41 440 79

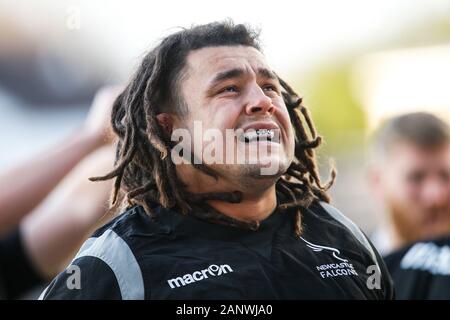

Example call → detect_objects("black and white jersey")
384 235 450 300
40 200 394 300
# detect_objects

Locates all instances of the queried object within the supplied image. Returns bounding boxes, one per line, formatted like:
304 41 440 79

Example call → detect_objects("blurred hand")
83 85 124 146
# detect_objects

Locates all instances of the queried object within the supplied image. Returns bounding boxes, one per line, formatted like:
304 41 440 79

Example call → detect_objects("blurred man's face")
173 45 295 186
377 142 450 244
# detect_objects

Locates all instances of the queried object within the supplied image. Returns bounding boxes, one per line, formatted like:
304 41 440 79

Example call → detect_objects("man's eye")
439 170 450 183
220 86 238 93
407 172 425 184
263 85 277 92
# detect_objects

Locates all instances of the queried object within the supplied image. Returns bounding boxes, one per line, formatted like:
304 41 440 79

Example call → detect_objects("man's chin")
422 222 450 239
238 157 289 178
391 204 450 243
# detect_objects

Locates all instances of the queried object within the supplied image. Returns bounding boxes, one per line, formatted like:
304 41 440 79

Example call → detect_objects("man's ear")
156 113 174 135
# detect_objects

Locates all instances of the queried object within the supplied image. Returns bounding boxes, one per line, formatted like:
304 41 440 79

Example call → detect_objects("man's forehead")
387 141 450 166
186 45 271 77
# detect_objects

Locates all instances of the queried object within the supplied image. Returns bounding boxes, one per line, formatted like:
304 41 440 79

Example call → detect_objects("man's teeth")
243 129 275 142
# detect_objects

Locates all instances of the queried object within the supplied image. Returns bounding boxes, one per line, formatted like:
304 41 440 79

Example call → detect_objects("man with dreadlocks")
40 21 393 300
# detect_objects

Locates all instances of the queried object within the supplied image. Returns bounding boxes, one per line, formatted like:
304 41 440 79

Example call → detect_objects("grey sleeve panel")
319 201 381 273
37 285 48 300
39 229 145 300
39 256 122 300
73 229 145 300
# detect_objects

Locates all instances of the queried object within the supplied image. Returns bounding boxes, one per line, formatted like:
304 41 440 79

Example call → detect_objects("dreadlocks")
90 21 336 237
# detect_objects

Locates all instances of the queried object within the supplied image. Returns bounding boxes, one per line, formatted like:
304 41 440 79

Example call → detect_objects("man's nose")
244 85 274 116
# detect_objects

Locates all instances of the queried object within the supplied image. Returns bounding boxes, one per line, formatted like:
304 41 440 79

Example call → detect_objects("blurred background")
1 0 449 234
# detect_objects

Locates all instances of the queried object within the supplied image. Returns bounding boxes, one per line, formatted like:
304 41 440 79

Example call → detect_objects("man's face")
174 45 295 186
376 142 450 244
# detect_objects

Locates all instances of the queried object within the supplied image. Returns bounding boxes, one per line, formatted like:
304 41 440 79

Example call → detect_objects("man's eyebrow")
257 68 277 80
208 67 278 90
209 68 245 87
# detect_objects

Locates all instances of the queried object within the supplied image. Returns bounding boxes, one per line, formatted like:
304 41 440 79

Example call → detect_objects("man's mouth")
239 129 276 143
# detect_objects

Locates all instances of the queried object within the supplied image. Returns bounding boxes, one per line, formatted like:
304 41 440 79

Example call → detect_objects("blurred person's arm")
20 145 116 279
0 87 121 234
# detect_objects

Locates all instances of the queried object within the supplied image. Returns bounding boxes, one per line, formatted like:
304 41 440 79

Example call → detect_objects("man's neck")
177 165 278 222
386 221 408 252
208 186 278 222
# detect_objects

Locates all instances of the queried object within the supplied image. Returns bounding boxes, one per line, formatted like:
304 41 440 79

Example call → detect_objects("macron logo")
167 264 233 289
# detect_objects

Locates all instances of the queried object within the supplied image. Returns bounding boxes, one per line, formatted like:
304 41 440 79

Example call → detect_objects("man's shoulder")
92 205 147 237
384 234 450 271
40 205 169 300
308 201 368 241
80 205 179 266
384 235 450 299
309 202 391 273
91 205 171 241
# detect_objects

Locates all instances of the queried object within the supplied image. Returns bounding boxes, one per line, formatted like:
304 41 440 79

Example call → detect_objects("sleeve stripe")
39 230 145 300
37 286 49 300
38 238 97 300
74 229 144 300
